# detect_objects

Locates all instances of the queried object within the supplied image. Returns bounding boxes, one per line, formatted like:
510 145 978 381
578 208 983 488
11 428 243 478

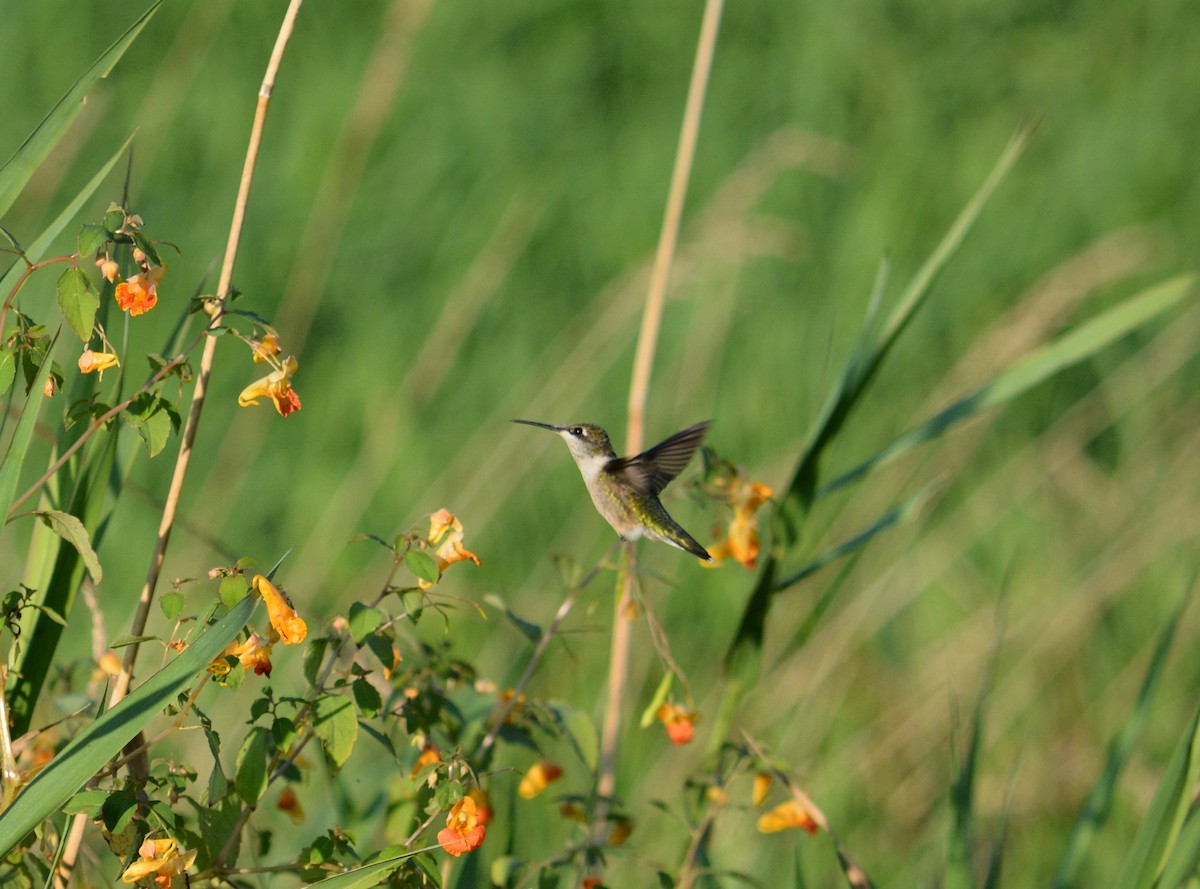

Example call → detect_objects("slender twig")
0 254 75 337
591 0 724 855
55 4 305 884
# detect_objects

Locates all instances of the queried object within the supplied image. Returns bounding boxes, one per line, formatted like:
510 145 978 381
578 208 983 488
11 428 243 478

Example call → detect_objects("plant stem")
590 0 724 857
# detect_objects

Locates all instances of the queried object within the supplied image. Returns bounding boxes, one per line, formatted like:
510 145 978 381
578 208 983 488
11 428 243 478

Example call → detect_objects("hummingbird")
512 419 713 561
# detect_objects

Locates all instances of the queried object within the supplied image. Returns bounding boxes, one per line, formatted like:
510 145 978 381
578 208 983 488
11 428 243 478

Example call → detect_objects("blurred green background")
3 0 1200 884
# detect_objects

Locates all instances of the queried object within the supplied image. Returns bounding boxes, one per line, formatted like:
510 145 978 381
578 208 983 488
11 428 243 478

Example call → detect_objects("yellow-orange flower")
238 355 301 417
114 265 165 316
253 575 307 644
752 772 772 807
656 703 697 746
209 633 273 677
120 837 196 886
419 509 481 589
437 796 487 857
250 332 282 363
78 348 120 379
518 760 563 800
705 476 773 569
277 787 305 824
756 799 819 835
467 787 493 826
409 744 442 780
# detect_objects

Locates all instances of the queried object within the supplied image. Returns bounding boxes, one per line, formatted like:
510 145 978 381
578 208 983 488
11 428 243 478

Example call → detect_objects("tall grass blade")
0 594 255 852
821 273 1196 497
1049 590 1188 889
0 329 58 524
1112 702 1200 889
0 4 158 219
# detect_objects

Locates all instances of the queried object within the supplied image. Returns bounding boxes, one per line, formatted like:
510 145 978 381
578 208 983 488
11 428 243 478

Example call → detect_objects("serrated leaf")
56 265 99 344
312 694 358 772
351 677 382 719
159 592 185 620
77 223 107 258
124 394 181 457
35 509 103 582
235 726 270 806
219 575 249 610
348 601 383 645
404 549 440 586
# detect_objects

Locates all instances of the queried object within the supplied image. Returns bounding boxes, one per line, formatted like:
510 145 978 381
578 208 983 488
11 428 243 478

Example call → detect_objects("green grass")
2 0 1200 885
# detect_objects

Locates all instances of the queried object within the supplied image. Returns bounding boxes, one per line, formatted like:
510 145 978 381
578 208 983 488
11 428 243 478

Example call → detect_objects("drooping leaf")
234 726 270 806
55 267 99 342
405 549 440 586
312 694 358 772
34 509 102 583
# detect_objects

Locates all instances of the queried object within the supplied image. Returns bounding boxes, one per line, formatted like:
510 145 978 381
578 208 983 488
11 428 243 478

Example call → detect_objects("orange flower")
705 476 773 569
656 703 697 746
277 787 305 824
253 575 307 644
209 633 273 677
518 761 563 800
409 744 442 780
250 332 282 363
467 787 492 826
78 348 120 379
120 836 196 886
419 509 481 589
756 799 819 835
238 355 301 417
752 772 772 807
437 796 487 857
114 265 165 316
608 816 633 846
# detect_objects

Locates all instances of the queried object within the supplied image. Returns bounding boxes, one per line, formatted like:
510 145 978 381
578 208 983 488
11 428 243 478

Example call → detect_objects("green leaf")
219 575 249 610
305 854 408 889
0 328 57 525
34 510 103 583
547 701 598 771
0 594 255 855
484 593 542 644
312 694 358 772
58 261 102 341
234 726 270 806
109 633 158 649
76 223 107 259
62 789 108 818
405 549 440 586
351 677 382 719
0 4 159 218
0 347 15 396
159 592 185 621
348 601 383 645
124 394 181 458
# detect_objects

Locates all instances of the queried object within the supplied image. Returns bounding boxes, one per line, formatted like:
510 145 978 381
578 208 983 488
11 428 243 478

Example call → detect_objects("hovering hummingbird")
512 419 713 561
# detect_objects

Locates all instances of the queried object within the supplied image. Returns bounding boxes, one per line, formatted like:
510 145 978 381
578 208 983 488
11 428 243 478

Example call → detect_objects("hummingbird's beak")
512 419 560 432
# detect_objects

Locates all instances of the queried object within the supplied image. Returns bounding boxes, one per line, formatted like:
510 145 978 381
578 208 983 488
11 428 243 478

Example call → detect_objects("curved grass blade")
821 273 1196 498
1049 588 1188 889
0 594 255 853
306 849 415 888
0 3 158 219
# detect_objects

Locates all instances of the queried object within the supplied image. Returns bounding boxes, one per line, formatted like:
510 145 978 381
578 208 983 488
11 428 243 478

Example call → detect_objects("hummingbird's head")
513 420 616 462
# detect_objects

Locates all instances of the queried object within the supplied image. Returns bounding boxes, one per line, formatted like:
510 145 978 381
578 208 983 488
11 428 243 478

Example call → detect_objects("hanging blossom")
253 575 307 644
120 837 196 886
656 702 698 746
239 355 301 417
419 509 481 589
114 265 166 316
518 761 563 800
756 799 819 835
209 632 274 678
705 473 773 570
437 795 487 857
78 348 120 379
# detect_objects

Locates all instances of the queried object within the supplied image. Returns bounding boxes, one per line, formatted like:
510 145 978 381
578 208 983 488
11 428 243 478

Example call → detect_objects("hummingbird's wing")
606 421 709 496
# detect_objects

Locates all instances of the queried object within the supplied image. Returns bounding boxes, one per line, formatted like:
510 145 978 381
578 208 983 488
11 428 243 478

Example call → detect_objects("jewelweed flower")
467 787 493 826
752 772 772 807
705 476 773 570
96 256 120 283
253 575 307 644
120 837 196 886
78 348 120 379
250 332 282 363
420 509 481 589
209 633 273 677
437 796 487 857
608 816 633 846
409 744 441 780
114 265 165 316
518 761 563 800
238 355 301 417
277 787 305 824
656 702 697 746
756 799 819 835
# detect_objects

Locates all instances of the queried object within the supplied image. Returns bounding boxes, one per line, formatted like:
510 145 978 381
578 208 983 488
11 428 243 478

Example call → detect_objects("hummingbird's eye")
571 427 585 436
